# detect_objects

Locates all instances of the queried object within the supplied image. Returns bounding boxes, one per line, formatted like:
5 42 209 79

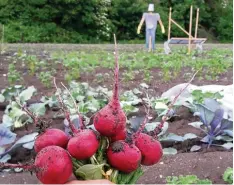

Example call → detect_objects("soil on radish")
107 140 142 173
1 146 73 184
94 43 127 138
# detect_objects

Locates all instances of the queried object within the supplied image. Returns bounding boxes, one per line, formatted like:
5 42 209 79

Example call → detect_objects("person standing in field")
137 4 165 52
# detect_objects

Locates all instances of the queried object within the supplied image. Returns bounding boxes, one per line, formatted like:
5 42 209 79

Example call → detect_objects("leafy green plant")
57 82 109 114
38 71 53 88
63 57 81 83
123 70 135 81
0 85 24 102
192 90 223 104
171 54 183 77
223 167 233 184
16 47 23 57
67 69 80 82
25 55 39 75
209 58 229 79
162 64 172 82
205 74 214 81
49 48 232 85
143 69 152 83
150 97 177 118
1 86 37 129
37 60 48 70
7 63 22 85
49 82 144 116
166 175 212 184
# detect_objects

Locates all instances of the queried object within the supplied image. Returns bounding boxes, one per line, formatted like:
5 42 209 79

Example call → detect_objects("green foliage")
1 0 111 43
223 167 233 184
0 85 24 102
166 175 212 184
123 70 135 81
109 0 146 40
25 55 39 75
117 167 144 184
61 53 86 83
4 20 92 43
38 71 53 88
143 69 153 82
10 48 232 87
210 0 233 42
1 86 38 129
7 63 22 85
192 90 223 104
0 0 232 42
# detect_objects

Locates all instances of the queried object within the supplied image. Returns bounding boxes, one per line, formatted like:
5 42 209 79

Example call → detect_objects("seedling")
7 63 22 85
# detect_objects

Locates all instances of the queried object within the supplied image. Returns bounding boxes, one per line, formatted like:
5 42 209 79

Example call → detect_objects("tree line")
0 0 232 43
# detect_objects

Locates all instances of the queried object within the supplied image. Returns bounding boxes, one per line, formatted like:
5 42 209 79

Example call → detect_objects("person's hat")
148 4 154 12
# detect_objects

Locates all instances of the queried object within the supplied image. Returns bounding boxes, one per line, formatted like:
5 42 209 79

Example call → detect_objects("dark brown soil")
0 151 232 184
138 151 233 184
0 46 233 98
0 44 233 184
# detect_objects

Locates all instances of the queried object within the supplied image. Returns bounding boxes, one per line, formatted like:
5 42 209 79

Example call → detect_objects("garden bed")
0 151 232 184
0 44 233 184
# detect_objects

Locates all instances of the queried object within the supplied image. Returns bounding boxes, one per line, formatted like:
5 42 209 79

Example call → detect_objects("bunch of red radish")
0 38 163 184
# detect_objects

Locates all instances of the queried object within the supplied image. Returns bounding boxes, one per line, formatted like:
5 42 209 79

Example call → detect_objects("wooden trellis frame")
167 6 207 54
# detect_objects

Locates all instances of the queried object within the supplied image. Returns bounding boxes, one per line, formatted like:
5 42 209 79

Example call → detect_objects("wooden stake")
171 19 194 38
168 7 172 40
195 8 200 38
188 6 193 54
0 24 3 54
2 25 3 44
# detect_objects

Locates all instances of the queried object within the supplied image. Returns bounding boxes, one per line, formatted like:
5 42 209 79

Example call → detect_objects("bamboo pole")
188 6 193 54
195 8 199 38
171 19 194 38
168 7 172 40
0 24 1 54
0 24 3 54
2 25 4 44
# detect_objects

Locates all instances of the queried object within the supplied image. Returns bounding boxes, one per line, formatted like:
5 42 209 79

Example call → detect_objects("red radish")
110 129 127 142
14 101 69 153
63 113 100 160
107 140 141 173
55 84 100 160
120 114 161 166
94 36 126 137
135 133 162 166
131 72 198 166
34 128 69 153
0 146 72 184
67 129 99 160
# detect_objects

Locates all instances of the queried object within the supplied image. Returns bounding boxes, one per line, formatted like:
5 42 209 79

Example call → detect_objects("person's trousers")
146 28 156 50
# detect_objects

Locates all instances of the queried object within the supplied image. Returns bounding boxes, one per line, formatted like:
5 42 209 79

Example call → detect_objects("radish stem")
150 70 199 137
113 34 119 101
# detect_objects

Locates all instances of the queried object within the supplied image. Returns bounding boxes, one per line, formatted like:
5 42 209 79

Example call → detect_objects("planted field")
0 44 233 184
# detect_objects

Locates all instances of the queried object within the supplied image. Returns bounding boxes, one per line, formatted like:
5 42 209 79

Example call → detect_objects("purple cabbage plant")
194 98 233 147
